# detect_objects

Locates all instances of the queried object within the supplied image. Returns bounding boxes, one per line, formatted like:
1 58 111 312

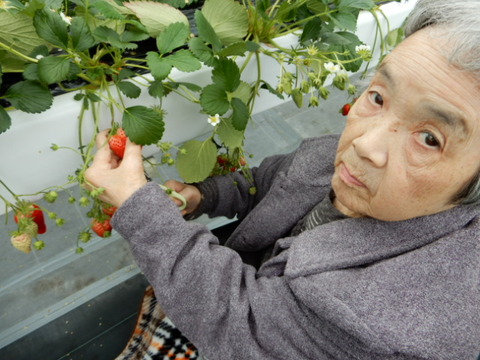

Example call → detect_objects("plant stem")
0 42 37 63
78 101 88 163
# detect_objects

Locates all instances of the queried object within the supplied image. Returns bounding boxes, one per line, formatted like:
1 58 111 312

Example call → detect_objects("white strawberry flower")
208 114 221 126
355 44 372 61
324 62 341 73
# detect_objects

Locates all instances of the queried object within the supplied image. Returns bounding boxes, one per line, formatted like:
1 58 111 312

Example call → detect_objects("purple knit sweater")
112 134 480 359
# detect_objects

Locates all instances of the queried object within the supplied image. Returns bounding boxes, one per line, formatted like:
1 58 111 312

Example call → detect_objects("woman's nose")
351 124 390 168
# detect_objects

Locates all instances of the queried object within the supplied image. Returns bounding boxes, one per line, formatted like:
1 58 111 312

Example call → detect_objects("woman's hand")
164 180 202 216
85 130 147 208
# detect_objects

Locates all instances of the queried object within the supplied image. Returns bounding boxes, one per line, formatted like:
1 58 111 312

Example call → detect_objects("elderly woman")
85 0 480 358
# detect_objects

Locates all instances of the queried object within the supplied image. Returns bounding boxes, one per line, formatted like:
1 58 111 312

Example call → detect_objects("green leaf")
385 27 405 49
230 81 252 104
200 84 229 115
230 97 249 131
306 0 329 14
33 9 69 48
165 49 202 72
117 81 142 98
339 0 375 10
148 80 166 98
157 22 190 55
329 11 358 32
322 31 352 46
5 81 53 113
146 52 173 80
67 62 82 80
23 63 40 81
300 18 322 44
260 81 285 100
117 68 136 81
212 58 240 92
188 37 216 66
0 12 48 71
216 117 244 149
92 0 125 20
327 32 363 72
0 107 12 134
37 55 71 84
70 16 97 51
86 90 101 103
194 10 222 52
218 41 250 57
123 1 189 38
175 81 202 93
201 0 248 46
30 45 50 58
93 26 137 49
122 105 165 145
176 139 218 182
121 29 150 43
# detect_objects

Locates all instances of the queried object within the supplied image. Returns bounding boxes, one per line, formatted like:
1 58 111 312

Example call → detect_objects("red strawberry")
14 204 47 234
102 204 117 216
108 128 127 158
91 218 112 238
341 103 351 116
216 155 228 165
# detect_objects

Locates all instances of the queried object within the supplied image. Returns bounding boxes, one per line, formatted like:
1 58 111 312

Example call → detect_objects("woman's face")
331 28 480 221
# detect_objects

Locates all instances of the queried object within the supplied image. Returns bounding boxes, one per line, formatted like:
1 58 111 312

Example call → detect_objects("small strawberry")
11 232 33 254
102 204 117 216
108 128 127 158
216 155 228 165
14 204 47 234
341 103 351 116
91 218 112 238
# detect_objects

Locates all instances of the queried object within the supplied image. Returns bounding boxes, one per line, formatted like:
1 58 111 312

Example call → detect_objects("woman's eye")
420 132 441 148
370 91 384 106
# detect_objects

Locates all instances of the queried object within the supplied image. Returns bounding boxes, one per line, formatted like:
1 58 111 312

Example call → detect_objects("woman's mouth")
339 163 366 187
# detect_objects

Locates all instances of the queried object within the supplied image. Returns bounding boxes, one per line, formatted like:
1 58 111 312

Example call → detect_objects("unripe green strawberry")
44 190 58 203
78 231 92 243
22 221 39 238
34 240 45 250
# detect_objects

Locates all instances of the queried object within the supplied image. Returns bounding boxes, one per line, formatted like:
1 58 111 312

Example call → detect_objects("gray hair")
404 0 480 205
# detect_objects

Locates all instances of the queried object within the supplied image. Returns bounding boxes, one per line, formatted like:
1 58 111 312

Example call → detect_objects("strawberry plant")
0 0 403 253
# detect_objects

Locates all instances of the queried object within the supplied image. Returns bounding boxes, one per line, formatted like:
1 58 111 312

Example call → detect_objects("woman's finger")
90 130 114 169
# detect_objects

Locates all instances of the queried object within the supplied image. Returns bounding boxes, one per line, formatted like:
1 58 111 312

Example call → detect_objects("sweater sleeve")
111 182 315 359
186 150 297 221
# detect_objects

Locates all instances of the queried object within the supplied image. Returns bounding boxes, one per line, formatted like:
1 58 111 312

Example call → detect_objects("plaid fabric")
116 286 203 360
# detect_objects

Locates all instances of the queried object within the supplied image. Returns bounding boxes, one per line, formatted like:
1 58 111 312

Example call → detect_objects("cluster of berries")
210 154 247 176
11 204 47 253
88 127 127 238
